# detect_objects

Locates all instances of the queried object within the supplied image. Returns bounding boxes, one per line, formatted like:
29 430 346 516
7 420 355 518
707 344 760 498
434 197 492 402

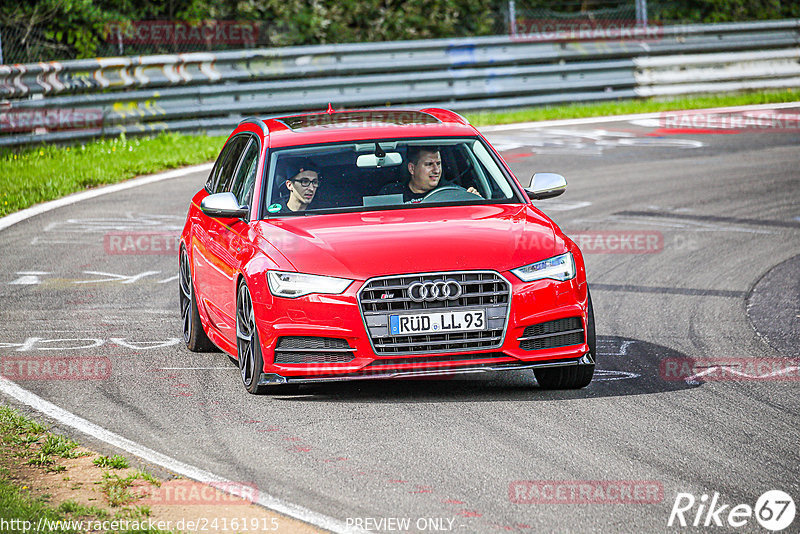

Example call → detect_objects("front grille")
273 336 355 364
359 271 511 355
519 317 584 351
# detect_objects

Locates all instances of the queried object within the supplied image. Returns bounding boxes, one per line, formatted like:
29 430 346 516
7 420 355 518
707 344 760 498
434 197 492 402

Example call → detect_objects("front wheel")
235 282 299 395
533 290 596 389
236 282 266 394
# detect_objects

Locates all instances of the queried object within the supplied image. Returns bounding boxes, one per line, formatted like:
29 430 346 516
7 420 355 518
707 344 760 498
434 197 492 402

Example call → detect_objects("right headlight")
267 271 352 298
511 252 576 282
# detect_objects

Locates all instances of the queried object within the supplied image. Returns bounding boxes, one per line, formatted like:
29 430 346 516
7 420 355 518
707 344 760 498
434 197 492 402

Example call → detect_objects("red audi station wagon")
179 108 596 394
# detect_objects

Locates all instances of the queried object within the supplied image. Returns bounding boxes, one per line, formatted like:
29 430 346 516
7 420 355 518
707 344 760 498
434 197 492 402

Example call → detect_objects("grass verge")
0 406 173 533
0 405 309 534
0 132 226 218
0 472 77 533
94 455 131 470
0 89 798 218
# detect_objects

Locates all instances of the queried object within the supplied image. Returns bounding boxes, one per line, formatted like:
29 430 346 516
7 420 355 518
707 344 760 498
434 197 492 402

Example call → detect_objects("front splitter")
257 353 594 386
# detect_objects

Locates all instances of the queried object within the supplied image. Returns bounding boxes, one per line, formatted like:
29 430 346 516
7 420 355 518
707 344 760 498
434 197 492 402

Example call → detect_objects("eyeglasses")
291 178 321 188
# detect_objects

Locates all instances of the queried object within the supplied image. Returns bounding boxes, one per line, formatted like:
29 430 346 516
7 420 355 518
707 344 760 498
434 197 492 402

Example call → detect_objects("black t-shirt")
378 181 428 203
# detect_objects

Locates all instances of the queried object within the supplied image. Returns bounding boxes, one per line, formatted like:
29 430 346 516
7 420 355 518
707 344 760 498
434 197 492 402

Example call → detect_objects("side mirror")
525 173 567 200
200 192 249 219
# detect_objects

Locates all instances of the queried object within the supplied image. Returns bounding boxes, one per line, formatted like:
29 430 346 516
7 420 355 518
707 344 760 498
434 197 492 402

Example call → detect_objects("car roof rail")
239 116 268 135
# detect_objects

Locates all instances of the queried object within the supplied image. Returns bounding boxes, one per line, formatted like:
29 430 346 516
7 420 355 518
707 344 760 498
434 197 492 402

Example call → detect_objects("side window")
211 136 249 194
205 142 231 192
231 139 260 206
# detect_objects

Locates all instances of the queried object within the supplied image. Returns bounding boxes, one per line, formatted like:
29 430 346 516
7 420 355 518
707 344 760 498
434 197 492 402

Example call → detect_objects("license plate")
389 310 486 335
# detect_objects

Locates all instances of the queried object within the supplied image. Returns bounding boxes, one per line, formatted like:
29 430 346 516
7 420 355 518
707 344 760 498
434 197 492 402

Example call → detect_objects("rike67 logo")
668 490 796 531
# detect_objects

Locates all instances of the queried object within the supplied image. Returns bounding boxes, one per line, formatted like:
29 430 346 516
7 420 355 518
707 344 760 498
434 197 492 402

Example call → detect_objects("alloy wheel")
236 283 256 388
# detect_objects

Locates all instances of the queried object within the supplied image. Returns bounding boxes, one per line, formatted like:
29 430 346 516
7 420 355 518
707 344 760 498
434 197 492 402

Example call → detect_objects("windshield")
261 137 522 217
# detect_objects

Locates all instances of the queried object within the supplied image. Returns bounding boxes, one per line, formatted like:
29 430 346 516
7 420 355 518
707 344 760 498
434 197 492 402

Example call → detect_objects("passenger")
280 166 321 212
379 146 479 203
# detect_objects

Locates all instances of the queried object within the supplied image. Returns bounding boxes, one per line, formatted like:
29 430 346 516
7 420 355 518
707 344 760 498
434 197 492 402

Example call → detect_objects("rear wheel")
179 248 216 352
534 290 596 389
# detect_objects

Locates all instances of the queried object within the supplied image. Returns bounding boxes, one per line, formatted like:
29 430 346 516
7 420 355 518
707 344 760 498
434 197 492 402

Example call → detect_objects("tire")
534 289 596 389
235 281 301 396
179 248 216 352
236 282 266 394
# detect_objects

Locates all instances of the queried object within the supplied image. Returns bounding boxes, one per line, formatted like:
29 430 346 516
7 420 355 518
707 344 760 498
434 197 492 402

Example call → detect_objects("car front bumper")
251 270 591 384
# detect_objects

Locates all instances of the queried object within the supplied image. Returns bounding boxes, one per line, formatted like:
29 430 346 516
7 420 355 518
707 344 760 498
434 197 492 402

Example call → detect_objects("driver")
379 146 479 203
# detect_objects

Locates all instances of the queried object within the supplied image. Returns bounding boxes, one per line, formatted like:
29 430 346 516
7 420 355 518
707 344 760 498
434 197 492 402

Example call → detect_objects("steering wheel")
419 185 480 204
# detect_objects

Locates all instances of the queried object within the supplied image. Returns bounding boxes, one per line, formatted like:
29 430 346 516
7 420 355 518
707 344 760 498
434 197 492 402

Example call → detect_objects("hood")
254 204 558 280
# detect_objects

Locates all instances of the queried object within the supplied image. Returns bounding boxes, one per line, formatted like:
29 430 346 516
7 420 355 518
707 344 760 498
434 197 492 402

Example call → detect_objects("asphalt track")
1 105 799 533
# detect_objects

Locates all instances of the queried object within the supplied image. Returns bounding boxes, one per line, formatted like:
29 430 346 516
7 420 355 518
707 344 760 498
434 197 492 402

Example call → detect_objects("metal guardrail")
1 20 798 147
633 48 800 96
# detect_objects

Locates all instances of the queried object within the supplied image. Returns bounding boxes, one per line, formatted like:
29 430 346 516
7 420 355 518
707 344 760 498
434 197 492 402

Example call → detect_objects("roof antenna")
326 103 334 114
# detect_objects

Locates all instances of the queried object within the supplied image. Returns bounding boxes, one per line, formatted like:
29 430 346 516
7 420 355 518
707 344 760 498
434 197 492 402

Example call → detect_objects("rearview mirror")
525 173 567 200
200 192 249 219
356 152 403 168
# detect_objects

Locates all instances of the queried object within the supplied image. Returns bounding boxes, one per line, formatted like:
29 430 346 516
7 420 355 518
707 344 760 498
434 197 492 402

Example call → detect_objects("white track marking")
9 272 51 285
594 370 641 381
534 200 592 211
684 365 800 385
0 376 362 534
597 340 636 356
43 214 184 234
478 101 800 132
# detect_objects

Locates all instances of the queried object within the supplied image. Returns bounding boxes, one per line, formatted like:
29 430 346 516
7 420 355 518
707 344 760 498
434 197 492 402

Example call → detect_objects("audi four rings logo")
407 280 463 302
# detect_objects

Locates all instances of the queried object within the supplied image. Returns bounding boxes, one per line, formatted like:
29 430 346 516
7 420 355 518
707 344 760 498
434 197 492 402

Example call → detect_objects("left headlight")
511 252 576 282
267 271 353 298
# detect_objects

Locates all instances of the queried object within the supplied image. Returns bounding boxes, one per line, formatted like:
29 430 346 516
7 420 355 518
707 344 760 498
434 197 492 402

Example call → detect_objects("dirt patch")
1 431 324 533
